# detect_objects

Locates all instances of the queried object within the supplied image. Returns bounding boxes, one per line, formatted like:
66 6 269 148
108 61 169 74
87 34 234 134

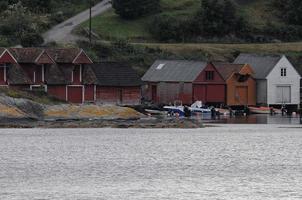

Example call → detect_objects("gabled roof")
45 64 70 85
46 48 81 63
9 48 44 63
142 60 207 82
0 49 17 63
213 63 247 81
7 63 32 85
234 53 282 79
86 62 142 86
46 48 92 64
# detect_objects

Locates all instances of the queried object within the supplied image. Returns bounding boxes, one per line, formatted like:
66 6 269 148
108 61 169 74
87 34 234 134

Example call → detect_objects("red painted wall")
96 86 120 104
0 68 5 85
85 85 95 102
48 85 66 101
194 63 225 83
36 53 53 64
122 87 141 105
193 63 226 104
73 52 92 64
0 52 16 64
72 65 81 85
67 86 83 104
22 64 43 84
96 86 141 105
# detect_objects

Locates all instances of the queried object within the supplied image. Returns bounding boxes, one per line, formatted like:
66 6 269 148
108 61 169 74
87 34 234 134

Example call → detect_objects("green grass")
79 9 153 41
77 0 200 42
77 0 282 42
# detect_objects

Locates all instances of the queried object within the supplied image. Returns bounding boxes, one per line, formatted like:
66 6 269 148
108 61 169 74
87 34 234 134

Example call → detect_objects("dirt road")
43 0 111 44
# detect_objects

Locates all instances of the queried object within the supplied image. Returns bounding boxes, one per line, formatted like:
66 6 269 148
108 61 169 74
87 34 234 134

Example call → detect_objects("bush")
149 14 191 42
112 0 160 19
21 32 44 47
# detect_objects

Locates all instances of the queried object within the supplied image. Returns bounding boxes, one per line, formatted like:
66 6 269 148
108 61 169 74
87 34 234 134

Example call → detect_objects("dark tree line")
273 0 302 25
112 0 160 19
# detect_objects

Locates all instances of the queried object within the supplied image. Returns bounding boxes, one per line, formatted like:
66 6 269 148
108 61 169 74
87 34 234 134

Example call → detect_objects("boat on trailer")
248 106 282 114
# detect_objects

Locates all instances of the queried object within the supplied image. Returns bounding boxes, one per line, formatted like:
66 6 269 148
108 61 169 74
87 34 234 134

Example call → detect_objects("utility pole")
89 0 92 44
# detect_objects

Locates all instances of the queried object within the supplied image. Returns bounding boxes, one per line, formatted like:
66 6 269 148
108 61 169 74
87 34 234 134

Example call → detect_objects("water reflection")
199 114 302 125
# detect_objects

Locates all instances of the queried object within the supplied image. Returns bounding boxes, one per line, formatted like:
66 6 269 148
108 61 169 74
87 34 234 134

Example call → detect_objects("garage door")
0 67 5 84
276 86 291 103
67 86 83 104
235 86 248 105
193 85 206 102
206 85 225 103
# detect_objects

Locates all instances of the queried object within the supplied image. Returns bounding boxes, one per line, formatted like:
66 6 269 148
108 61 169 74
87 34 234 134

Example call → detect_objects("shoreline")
0 117 205 129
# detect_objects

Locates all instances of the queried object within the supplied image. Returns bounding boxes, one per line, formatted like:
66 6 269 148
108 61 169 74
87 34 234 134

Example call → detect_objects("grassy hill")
77 0 283 42
75 0 302 75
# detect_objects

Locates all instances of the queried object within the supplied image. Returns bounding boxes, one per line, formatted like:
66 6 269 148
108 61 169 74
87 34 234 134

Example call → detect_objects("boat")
145 109 168 115
163 101 212 117
215 108 231 115
249 106 282 114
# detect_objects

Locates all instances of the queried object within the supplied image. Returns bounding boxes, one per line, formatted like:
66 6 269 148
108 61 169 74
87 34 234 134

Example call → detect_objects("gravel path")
43 0 111 44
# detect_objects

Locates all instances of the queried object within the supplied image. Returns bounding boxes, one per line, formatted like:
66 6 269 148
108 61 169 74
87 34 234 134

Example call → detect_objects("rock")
44 104 144 120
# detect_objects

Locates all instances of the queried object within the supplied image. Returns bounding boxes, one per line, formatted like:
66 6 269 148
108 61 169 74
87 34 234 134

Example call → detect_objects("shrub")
112 0 160 19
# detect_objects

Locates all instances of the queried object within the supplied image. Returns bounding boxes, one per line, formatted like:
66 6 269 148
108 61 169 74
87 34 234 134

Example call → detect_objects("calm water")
202 114 302 124
1 126 302 200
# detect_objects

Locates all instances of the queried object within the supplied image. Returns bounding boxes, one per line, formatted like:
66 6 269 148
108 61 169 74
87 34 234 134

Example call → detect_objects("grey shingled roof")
142 60 207 82
234 53 282 79
87 62 142 86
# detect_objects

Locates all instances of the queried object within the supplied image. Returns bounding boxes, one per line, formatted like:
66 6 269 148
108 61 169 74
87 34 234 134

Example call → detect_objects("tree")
112 0 160 19
193 0 245 37
0 2 44 46
273 0 302 25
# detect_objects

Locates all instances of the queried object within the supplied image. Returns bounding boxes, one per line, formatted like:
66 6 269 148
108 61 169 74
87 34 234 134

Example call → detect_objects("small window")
205 71 214 80
156 64 165 70
281 68 287 77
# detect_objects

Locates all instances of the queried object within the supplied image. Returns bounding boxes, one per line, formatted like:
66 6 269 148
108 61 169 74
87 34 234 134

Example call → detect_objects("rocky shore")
0 94 204 128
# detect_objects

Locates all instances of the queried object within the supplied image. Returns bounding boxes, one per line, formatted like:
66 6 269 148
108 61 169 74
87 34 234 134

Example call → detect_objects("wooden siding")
0 51 16 64
193 63 226 105
96 86 141 105
48 85 66 101
72 65 81 85
194 63 225 83
85 85 95 102
122 87 141 105
0 67 6 85
226 65 256 106
73 51 92 64
193 84 225 104
36 52 54 64
67 86 83 104
267 56 301 105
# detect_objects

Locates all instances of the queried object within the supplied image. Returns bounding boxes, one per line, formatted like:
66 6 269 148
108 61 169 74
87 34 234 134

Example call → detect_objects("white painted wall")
267 56 301 105
256 79 267 105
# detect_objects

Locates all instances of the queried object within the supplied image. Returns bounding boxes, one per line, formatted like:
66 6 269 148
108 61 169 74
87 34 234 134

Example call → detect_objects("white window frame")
33 71 36 83
281 68 287 77
42 64 45 82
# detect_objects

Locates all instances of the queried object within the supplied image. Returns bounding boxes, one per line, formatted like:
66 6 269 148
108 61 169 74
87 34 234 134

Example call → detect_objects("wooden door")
235 86 248 105
67 86 83 104
276 86 291 103
151 85 157 102
193 84 206 103
0 67 5 85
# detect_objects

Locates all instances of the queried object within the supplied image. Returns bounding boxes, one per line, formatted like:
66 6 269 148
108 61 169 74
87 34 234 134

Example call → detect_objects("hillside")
77 0 283 42
74 0 302 75
0 0 102 46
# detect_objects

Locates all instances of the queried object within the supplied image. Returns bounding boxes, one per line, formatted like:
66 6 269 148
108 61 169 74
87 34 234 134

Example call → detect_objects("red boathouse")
142 60 226 105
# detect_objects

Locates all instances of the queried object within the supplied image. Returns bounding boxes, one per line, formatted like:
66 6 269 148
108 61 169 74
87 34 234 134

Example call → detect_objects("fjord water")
1 126 302 200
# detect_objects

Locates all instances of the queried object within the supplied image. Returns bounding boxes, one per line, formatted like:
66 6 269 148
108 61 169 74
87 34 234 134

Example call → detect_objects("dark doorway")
151 85 157 102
